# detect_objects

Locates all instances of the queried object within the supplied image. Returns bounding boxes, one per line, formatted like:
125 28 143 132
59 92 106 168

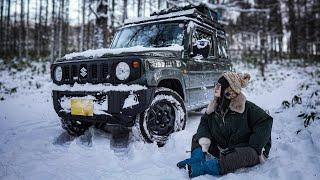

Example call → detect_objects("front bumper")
52 87 155 127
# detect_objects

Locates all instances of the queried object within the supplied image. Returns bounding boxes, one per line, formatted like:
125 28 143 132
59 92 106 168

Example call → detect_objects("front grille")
102 63 109 80
91 64 98 79
63 66 70 81
53 59 141 85
56 61 112 84
71 65 77 80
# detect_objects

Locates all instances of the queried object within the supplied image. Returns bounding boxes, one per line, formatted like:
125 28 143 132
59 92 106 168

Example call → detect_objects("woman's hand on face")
214 82 221 98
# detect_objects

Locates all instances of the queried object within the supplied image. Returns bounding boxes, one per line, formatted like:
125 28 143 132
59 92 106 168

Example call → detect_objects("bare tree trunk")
278 36 283 60
64 0 70 54
19 0 25 58
86 20 90 49
158 0 161 10
137 0 141 17
45 0 48 28
111 0 115 34
288 0 297 58
80 0 85 51
77 1 81 51
44 0 48 56
143 0 146 16
0 0 4 53
58 0 64 58
37 0 43 58
13 0 17 55
34 0 38 57
149 0 152 15
26 0 30 59
50 0 55 62
6 0 11 55
95 0 109 48
122 0 127 23
56 0 60 56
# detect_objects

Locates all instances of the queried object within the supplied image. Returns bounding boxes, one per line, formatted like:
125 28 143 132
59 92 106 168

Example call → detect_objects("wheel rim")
146 100 176 137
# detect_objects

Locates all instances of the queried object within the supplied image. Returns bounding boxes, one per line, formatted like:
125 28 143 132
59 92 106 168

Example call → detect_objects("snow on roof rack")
124 4 222 29
151 4 218 21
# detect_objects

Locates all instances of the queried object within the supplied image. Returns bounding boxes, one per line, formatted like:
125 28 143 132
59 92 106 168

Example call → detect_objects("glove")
177 147 205 169
198 137 211 153
187 159 220 178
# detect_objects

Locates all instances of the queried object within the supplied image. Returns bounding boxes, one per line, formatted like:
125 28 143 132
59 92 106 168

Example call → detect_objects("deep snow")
0 60 319 180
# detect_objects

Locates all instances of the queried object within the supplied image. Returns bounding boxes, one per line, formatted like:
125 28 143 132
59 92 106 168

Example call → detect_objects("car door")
185 27 223 111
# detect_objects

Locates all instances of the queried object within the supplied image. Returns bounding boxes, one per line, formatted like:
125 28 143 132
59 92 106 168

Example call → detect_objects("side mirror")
191 39 210 58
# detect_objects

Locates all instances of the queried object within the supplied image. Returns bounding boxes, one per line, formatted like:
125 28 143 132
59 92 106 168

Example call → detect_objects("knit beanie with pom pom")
221 72 251 94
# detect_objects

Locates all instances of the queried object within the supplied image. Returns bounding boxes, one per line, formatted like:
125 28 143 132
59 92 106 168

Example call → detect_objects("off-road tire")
134 87 187 146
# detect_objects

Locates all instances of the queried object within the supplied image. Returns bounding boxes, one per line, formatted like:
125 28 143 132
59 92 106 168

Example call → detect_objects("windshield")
111 22 184 48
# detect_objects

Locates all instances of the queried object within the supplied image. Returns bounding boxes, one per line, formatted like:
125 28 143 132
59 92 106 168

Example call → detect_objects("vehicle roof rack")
124 4 223 30
151 4 218 22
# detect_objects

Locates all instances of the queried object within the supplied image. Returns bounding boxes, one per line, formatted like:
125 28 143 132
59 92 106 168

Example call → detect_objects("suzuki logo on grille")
80 67 87 77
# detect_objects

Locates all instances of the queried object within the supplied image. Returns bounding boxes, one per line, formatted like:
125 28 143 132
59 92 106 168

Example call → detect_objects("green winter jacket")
195 93 273 157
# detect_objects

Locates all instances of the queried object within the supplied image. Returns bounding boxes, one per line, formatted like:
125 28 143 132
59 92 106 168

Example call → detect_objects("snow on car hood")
61 44 184 61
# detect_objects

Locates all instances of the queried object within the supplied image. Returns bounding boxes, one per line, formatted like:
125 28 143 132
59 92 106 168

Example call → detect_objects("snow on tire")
133 87 186 145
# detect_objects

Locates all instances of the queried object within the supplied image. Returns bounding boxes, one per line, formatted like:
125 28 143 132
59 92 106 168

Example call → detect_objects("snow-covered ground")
0 60 319 180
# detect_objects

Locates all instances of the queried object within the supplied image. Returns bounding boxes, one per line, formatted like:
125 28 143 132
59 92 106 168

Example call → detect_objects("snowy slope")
0 61 319 180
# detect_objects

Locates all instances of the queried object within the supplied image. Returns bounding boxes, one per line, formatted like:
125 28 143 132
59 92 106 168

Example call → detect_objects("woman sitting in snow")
177 72 273 178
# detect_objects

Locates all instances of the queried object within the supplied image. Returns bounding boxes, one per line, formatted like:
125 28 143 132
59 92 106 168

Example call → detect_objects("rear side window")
218 37 228 58
192 30 213 57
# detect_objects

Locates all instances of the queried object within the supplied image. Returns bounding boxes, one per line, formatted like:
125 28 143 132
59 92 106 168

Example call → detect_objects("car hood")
56 45 184 62
103 50 182 58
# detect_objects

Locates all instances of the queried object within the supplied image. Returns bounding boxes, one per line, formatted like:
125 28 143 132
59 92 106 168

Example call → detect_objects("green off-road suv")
51 4 232 145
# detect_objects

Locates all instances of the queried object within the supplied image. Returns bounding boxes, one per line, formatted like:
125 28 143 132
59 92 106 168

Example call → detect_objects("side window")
192 29 213 58
218 37 228 58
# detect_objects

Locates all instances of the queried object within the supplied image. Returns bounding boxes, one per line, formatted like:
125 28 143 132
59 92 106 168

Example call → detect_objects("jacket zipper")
222 114 225 124
218 109 229 125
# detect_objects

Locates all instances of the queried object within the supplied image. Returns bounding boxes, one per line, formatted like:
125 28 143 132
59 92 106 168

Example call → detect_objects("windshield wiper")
151 43 173 48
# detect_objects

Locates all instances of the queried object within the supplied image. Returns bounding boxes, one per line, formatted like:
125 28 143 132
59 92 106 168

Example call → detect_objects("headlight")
116 62 130 80
54 66 63 82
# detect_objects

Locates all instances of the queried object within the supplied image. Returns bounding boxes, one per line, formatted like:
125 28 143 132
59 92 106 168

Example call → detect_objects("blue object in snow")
187 159 220 178
177 147 205 169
